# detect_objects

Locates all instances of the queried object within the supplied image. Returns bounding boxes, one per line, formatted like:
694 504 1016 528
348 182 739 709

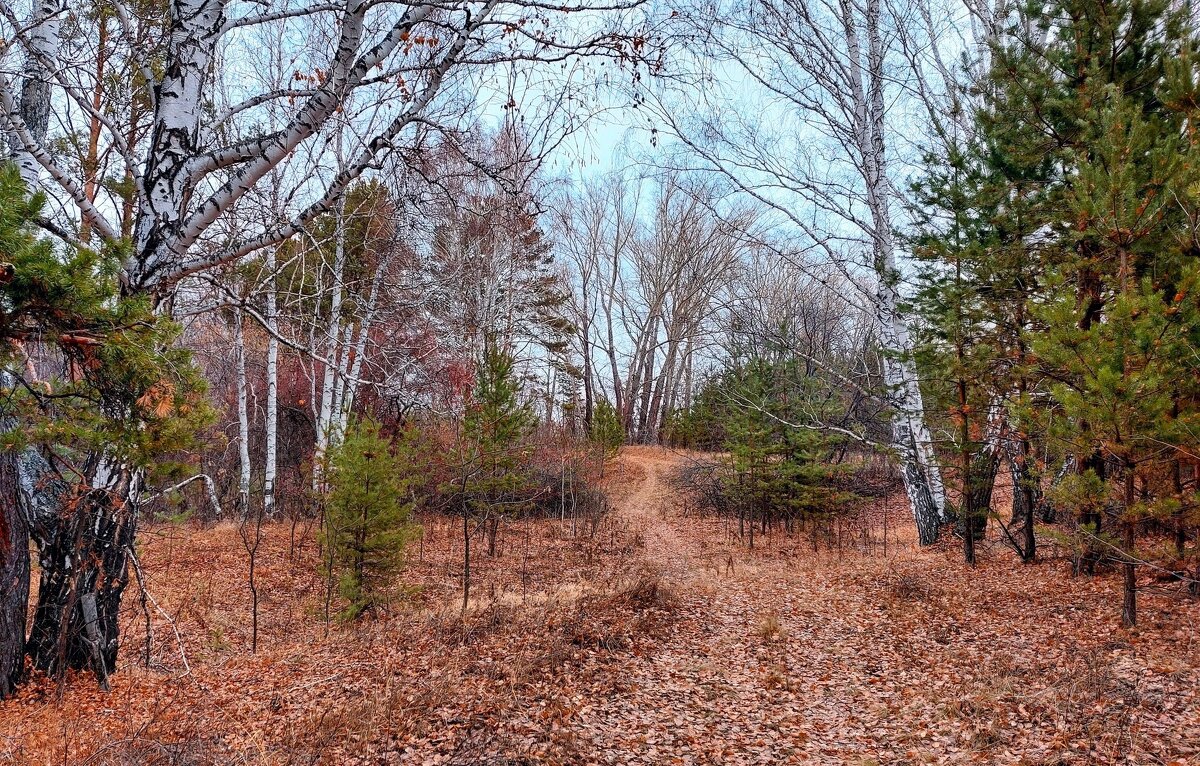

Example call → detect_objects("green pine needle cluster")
458 344 537 515
910 0 1200 588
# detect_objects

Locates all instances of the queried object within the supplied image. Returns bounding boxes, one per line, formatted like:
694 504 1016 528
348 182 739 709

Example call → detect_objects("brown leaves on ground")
2 446 1199 765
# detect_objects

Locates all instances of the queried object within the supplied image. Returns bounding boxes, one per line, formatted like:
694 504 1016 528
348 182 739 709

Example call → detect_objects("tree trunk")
80 13 110 244
646 332 679 444
1009 437 1039 562
959 376 975 566
4 0 64 188
1173 456 1186 555
1121 466 1137 627
27 456 139 686
581 324 594 430
963 438 999 542
130 0 224 287
264 249 279 518
312 200 348 492
1078 446 1105 574
846 0 946 542
635 317 658 443
235 309 252 517
461 508 471 612
0 445 28 699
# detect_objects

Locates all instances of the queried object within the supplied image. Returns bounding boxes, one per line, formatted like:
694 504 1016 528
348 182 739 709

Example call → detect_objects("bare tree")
557 171 749 444
553 172 641 429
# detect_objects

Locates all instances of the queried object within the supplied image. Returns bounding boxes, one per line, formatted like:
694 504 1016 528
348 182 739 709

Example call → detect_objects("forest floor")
2 446 1200 765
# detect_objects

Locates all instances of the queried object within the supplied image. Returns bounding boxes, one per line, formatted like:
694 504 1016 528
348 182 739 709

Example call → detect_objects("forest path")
567 446 888 765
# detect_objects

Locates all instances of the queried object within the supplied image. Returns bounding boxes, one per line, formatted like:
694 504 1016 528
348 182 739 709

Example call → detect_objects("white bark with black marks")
3 0 63 188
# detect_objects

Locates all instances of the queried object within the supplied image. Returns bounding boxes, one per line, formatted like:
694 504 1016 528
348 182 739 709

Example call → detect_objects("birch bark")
235 308 253 518
264 249 279 518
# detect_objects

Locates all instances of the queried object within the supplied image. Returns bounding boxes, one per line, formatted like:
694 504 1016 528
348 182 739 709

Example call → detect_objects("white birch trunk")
847 0 947 543
234 308 252 518
339 254 387 417
4 0 64 188
312 200 348 492
328 320 355 445
263 248 278 518
131 0 224 285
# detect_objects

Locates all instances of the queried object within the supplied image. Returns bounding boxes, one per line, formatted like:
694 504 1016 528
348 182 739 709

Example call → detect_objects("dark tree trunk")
901 448 942 547
635 323 657 444
1121 527 1137 627
461 509 470 613
0 448 28 699
645 336 678 445
581 337 594 432
1121 466 1137 627
1078 447 1106 575
1002 432 1040 562
1038 454 1074 524
1010 468 1037 526
27 457 138 687
1172 417 1187 556
962 447 999 544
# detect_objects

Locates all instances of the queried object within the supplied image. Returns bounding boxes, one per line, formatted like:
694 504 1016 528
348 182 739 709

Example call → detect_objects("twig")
125 545 192 677
139 474 226 518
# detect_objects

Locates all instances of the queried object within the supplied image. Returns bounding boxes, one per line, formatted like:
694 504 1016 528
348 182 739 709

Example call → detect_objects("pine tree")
321 417 422 621
664 376 729 451
0 163 210 690
915 0 1200 622
720 358 850 547
589 398 625 457
452 342 536 609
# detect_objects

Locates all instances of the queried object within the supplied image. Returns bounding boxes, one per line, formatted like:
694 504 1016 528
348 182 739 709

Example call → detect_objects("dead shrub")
763 663 791 690
879 570 940 606
81 738 221 766
755 613 788 642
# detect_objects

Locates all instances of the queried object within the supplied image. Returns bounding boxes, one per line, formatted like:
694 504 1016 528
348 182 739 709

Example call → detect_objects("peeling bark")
27 456 139 684
0 445 27 699
3 0 64 188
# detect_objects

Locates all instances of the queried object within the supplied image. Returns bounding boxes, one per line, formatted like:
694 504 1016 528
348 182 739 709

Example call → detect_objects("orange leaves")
400 30 441 56
136 379 176 418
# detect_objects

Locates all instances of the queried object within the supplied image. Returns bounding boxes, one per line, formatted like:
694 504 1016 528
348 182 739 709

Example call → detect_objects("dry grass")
755 613 788 643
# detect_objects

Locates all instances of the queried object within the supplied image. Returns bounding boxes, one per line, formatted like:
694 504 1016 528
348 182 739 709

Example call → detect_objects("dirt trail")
612 448 697 572
564 446 1200 766
571 446 885 764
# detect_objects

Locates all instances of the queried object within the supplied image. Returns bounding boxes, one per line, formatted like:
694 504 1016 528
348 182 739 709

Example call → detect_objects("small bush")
589 398 625 456
756 613 788 642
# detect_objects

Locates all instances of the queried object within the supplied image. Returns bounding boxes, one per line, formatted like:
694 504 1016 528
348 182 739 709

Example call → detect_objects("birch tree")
1 0 653 685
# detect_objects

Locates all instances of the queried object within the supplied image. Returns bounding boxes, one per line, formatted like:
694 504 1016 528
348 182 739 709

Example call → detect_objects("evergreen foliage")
321 417 422 620
720 358 851 535
461 343 538 514
0 163 210 475
666 354 854 538
588 398 625 456
664 377 729 451
911 0 1200 620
